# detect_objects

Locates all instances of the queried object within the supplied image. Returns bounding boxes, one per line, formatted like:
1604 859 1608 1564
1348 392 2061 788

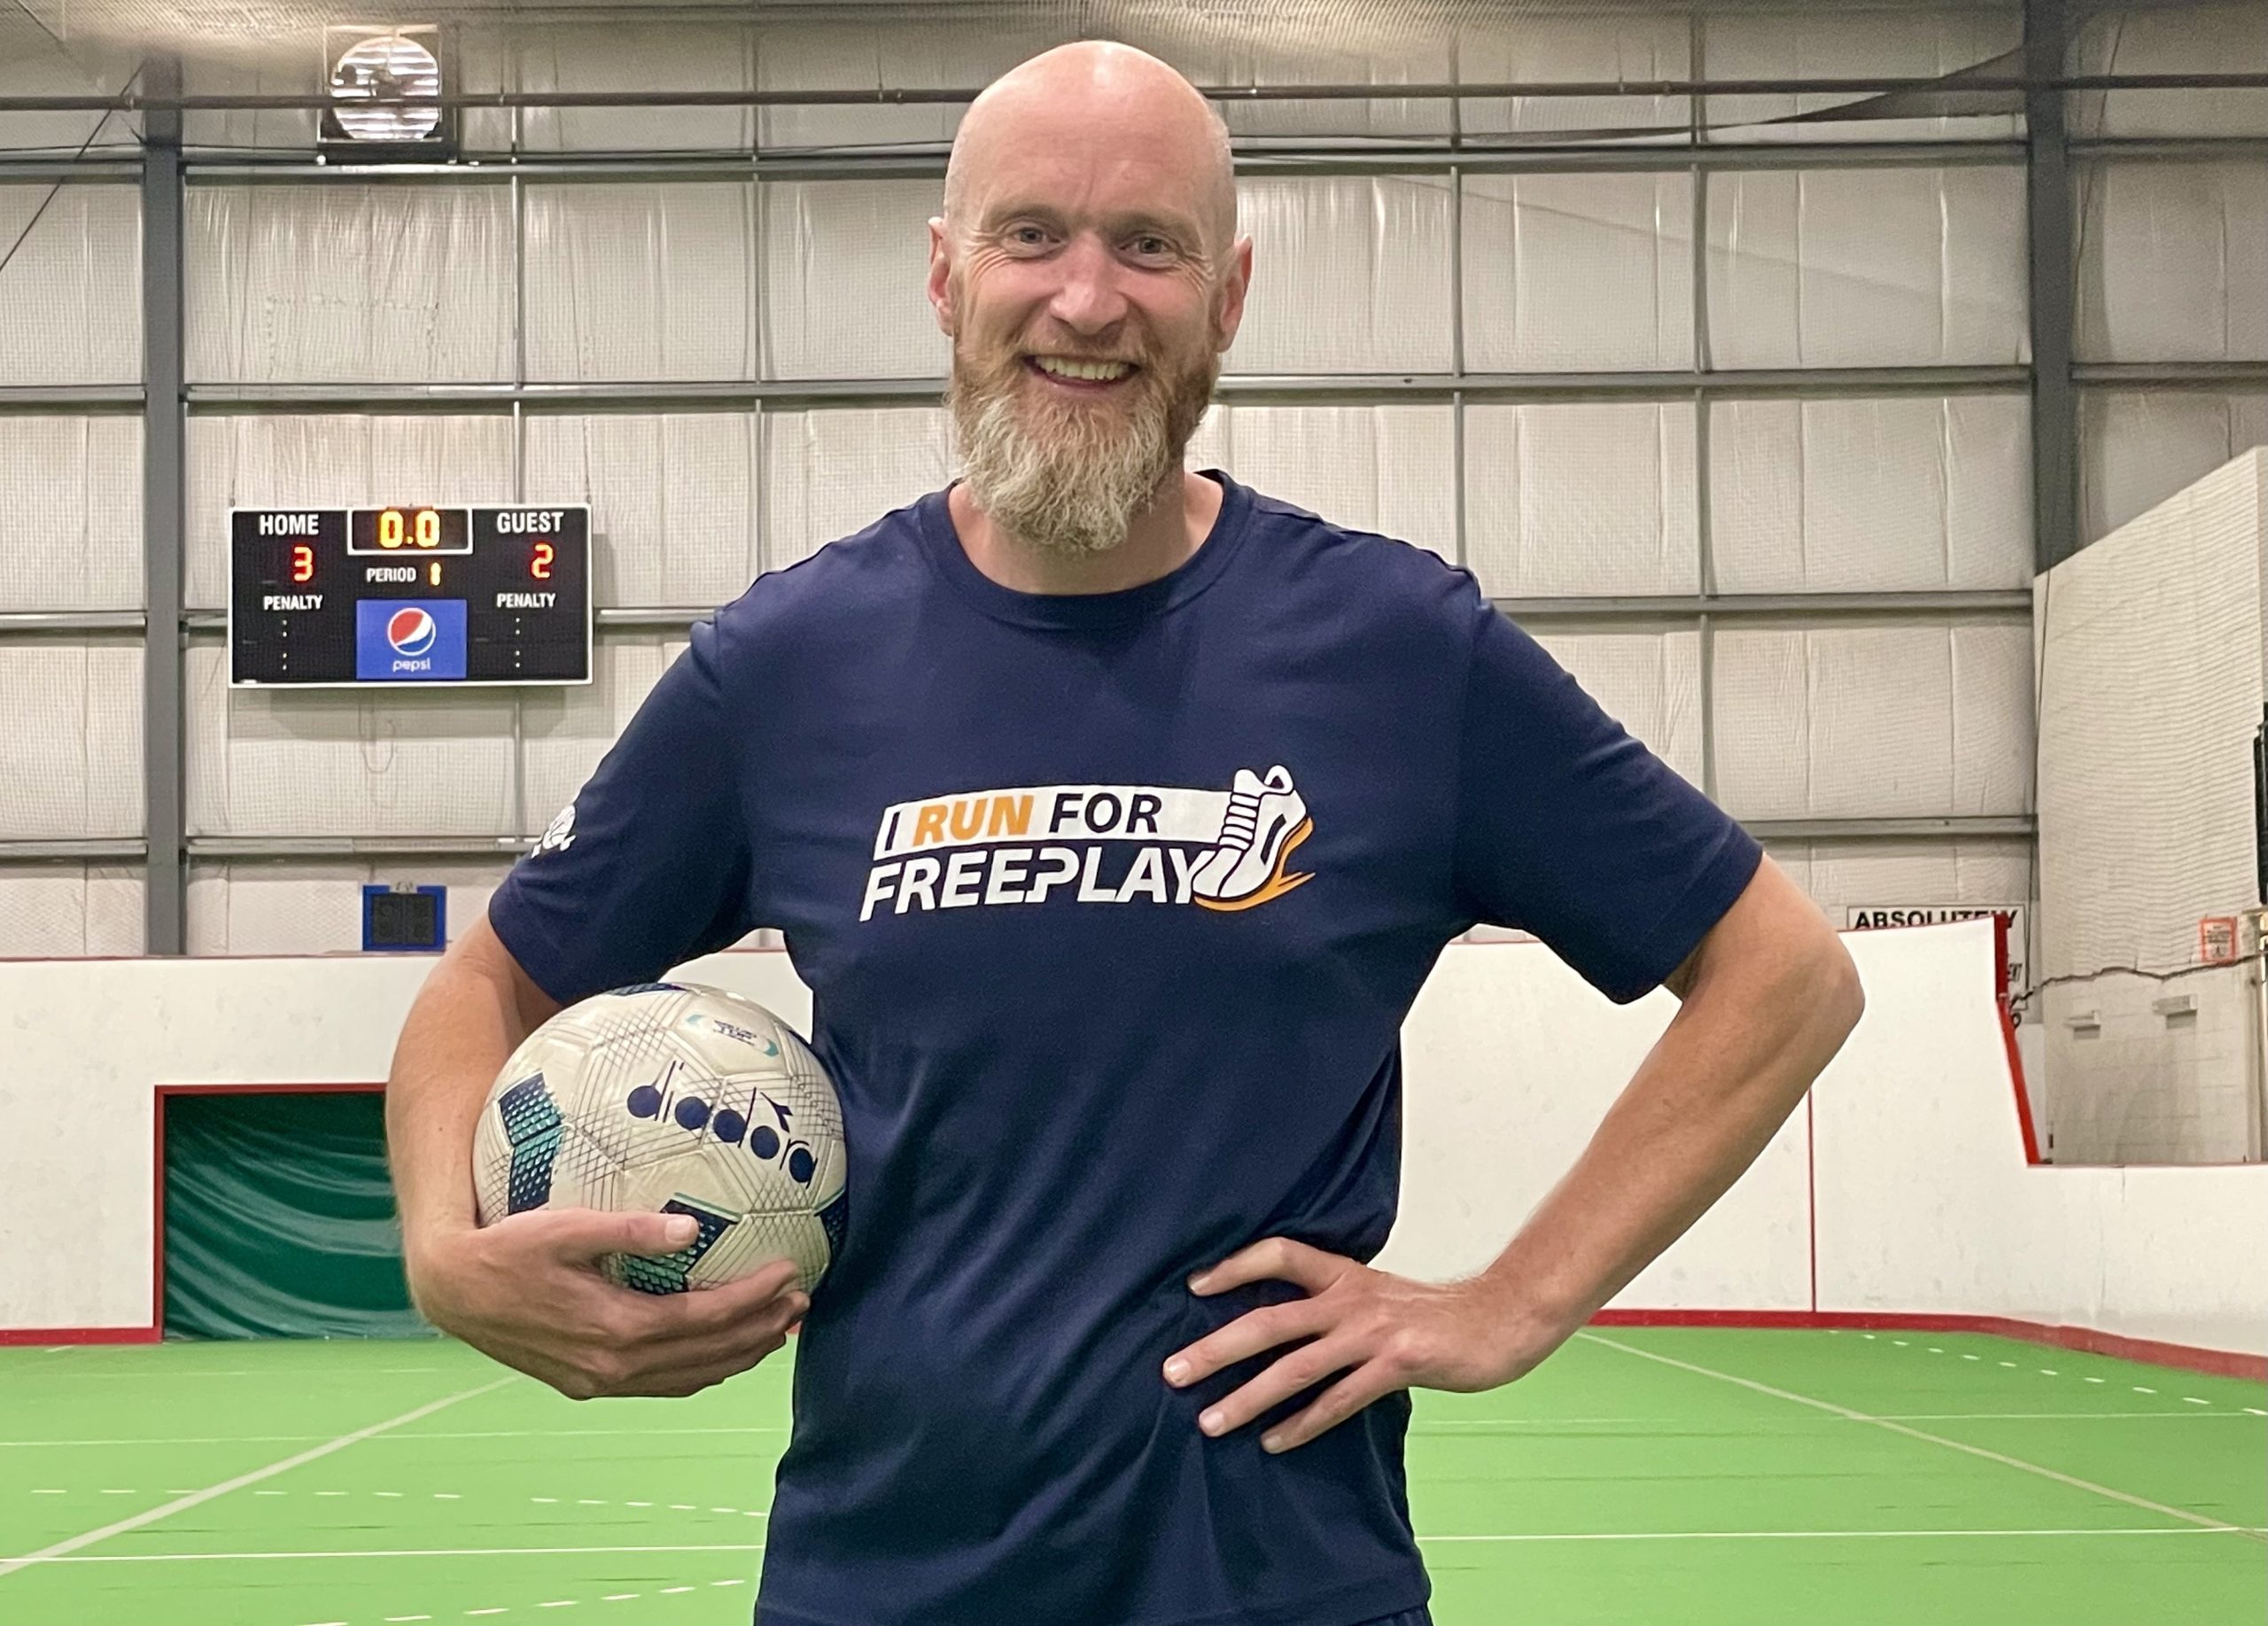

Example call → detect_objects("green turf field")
2 1328 2260 1625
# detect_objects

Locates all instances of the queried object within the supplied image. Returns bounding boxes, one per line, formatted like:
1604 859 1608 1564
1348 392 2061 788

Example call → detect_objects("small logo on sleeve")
534 803 577 856
858 766 1313 921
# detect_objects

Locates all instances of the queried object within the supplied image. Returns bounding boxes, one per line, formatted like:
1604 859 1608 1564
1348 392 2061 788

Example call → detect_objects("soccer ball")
472 981 847 1295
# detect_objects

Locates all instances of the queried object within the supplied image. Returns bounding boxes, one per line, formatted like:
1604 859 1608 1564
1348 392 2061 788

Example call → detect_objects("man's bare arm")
386 914 809 1399
1164 857 1865 1450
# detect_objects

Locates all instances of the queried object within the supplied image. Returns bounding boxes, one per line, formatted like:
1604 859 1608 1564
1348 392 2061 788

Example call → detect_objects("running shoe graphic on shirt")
1188 765 1315 911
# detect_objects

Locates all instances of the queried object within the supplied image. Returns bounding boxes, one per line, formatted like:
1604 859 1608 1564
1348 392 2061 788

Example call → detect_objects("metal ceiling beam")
6 71 2266 115
0 385 144 409
181 365 2030 415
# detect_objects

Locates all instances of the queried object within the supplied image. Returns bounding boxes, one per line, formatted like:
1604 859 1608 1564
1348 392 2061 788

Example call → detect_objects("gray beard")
946 360 1205 558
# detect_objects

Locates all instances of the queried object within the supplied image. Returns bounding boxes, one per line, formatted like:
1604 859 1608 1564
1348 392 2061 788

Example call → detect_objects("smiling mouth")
1024 355 1139 390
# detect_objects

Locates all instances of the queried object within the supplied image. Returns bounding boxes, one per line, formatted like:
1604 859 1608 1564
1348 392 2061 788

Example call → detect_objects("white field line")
0 1379 514 1583
0 1426 785 1448
1581 1334 2264 1542
13 1531 2268 1565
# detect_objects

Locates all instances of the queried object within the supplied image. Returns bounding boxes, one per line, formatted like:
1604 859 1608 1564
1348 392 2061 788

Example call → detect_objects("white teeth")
1032 356 1133 382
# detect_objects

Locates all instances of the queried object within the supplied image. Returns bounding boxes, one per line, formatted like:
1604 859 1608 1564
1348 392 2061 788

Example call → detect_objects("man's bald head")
943 42 1238 264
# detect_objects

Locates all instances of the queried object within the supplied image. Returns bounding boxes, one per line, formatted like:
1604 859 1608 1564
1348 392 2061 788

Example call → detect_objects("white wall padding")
1464 402 1698 596
0 183 140 385
187 184 514 384
2068 5 2268 140
1713 622 2034 821
0 642 142 840
1700 5 2023 144
1711 395 2032 592
188 859 512 955
2080 388 2268 544
760 180 947 380
1531 629 1705 787
2076 160 2268 363
524 413 760 606
1232 177 1453 375
519 634 693 832
1456 11 1690 137
184 643 519 839
1461 173 1693 372
184 413 517 609
762 408 953 569
0 416 143 611
1186 404 1455 561
1138 27 1451 143
1705 166 2029 368
524 183 756 382
465 23 755 153
0 866 142 956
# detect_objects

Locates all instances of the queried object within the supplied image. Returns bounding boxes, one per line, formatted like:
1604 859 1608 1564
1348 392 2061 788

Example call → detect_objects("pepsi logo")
387 607 437 657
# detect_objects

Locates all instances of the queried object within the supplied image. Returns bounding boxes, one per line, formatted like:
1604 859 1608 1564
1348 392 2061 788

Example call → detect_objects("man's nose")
1045 234 1130 336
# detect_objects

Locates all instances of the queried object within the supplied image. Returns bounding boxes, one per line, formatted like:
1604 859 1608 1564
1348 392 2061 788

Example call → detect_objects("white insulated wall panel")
187 859 512 956
1188 404 1454 561
524 413 759 606
1713 622 2034 821
1456 12 1690 136
762 407 952 570
1531 628 1705 787
519 634 693 830
0 416 142 611
468 24 755 153
2077 160 2268 362
524 183 756 382
1231 177 1453 375
2080 389 2268 544
0 31 142 154
180 51 320 152
1701 6 2023 142
0 642 141 839
0 866 142 956
1144 31 1451 142
185 414 517 609
1706 167 2028 368
1710 395 2032 592
1460 173 1693 372
1464 402 1698 595
184 643 519 839
2068 6 2268 139
761 181 947 381
756 21 1052 150
1765 838 2033 914
187 184 513 384
0 183 139 385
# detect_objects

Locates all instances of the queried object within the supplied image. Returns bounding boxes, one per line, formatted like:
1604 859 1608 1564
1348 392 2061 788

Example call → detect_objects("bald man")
390 40 1862 1626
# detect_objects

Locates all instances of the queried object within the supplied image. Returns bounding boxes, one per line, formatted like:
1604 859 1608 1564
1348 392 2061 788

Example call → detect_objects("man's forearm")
1478 915 1864 1342
386 932 548 1272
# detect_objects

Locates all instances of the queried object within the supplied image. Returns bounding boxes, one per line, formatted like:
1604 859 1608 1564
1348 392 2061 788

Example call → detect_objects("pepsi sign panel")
229 506 592 687
356 600 469 681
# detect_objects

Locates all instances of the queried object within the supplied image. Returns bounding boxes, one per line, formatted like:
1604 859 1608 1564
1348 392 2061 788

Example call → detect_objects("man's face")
930 114 1249 556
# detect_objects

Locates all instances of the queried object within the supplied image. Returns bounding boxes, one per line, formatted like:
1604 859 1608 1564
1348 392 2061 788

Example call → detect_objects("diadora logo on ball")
858 766 1313 922
386 606 438 657
626 1059 816 1184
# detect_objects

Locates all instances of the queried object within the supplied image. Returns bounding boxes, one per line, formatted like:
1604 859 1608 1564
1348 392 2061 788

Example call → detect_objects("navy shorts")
1355 1611 1433 1626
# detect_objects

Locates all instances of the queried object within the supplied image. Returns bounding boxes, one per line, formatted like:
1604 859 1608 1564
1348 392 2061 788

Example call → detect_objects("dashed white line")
709 1506 736 1514
575 1499 605 1506
1581 1334 2257 1538
2246 1408 2267 1417
98 1490 135 1496
2134 1387 2157 1395
385 1615 433 1622
537 1603 578 1610
1961 1354 1980 1361
315 1490 348 1498
377 1490 403 1498
2184 1397 2210 1405
435 1493 461 1500
0 1379 515 1583
624 1502 650 1508
2039 1370 2058 1377
659 1587 695 1595
711 1578 745 1586
1999 1361 2018 1369
2085 1377 2105 1384
602 1596 639 1604
466 1611 507 1618
30 1490 63 1496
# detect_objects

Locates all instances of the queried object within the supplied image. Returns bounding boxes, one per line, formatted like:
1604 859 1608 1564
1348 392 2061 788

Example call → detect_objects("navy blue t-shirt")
486 471 1760 1626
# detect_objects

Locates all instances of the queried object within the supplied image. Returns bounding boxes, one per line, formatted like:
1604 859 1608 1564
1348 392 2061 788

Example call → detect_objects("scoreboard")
229 505 593 688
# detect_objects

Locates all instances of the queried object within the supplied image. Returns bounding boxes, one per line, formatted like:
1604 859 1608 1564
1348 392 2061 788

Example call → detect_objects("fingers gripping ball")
473 983 849 1295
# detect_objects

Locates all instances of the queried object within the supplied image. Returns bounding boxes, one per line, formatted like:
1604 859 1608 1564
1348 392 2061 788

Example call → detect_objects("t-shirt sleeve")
1453 597 1761 1004
485 614 757 1006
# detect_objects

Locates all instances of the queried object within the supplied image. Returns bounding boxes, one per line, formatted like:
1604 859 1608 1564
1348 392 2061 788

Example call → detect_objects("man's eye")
1131 236 1172 257
1009 226 1050 247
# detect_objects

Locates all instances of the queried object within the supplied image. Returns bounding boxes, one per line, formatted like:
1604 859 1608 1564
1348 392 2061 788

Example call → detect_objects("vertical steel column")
2026 0 2078 571
1689 12 1719 802
141 55 186 954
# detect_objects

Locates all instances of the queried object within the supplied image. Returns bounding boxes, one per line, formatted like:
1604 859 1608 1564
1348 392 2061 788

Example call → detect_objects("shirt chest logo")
858 766 1313 921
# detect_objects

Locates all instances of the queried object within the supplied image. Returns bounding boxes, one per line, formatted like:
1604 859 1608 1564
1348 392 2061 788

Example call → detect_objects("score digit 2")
532 541 554 580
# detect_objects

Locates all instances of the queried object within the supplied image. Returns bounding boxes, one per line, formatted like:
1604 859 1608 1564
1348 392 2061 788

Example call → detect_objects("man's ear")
1214 233 1254 353
927 217 956 338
